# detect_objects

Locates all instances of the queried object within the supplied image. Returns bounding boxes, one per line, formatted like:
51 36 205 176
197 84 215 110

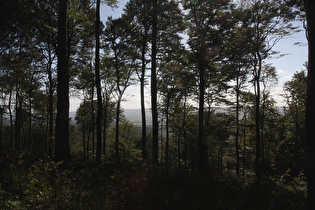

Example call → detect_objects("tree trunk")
87 126 91 155
242 126 246 180
28 84 32 153
83 119 86 159
165 92 170 164
0 107 3 152
183 93 187 172
236 74 240 176
115 96 122 165
103 96 108 157
95 0 103 163
103 93 112 158
305 0 315 209
160 116 164 167
254 53 262 182
91 84 95 156
55 0 70 162
198 33 208 174
15 90 21 153
177 134 181 170
47 46 54 157
151 0 159 165
9 87 13 152
141 40 147 161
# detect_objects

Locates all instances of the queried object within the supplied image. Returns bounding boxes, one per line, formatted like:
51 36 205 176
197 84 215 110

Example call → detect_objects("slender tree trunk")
47 47 54 157
151 0 159 165
235 74 240 176
141 41 147 161
28 73 35 153
95 0 103 163
198 33 207 174
242 126 246 180
9 87 13 152
261 94 266 170
103 93 112 158
183 93 187 172
160 116 164 167
91 85 95 156
28 87 32 153
254 54 262 182
165 93 170 164
103 96 108 157
305 0 315 209
15 91 21 153
87 127 90 155
177 134 181 171
255 80 261 180
55 0 70 162
115 95 122 165
83 120 86 159
0 108 3 152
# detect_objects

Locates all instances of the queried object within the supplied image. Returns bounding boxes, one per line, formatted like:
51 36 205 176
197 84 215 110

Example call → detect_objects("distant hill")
123 109 152 125
3 107 284 126
69 110 151 125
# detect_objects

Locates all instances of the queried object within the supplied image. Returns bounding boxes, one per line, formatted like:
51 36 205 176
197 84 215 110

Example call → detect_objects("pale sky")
70 2 308 111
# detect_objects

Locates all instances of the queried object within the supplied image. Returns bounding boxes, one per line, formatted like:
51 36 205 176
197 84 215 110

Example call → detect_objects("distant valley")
69 109 152 126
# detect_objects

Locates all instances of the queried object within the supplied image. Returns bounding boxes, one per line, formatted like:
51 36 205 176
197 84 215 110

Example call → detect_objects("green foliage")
0 153 307 209
0 155 109 209
106 119 142 164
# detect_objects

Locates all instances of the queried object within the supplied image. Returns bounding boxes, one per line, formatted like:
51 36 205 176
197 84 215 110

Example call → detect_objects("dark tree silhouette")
151 0 159 165
304 0 315 209
95 0 103 163
55 0 70 162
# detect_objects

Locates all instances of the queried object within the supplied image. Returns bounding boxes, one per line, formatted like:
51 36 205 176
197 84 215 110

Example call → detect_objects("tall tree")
185 0 231 174
104 17 136 165
95 0 103 163
55 0 70 161
124 0 152 161
304 0 315 208
223 8 252 175
238 0 296 180
151 0 159 165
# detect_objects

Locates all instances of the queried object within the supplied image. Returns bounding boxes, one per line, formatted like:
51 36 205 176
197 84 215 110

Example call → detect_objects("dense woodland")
1 0 315 209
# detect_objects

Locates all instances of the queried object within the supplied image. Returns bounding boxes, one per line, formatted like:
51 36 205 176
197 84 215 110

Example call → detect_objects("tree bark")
103 96 108 157
115 96 122 165
235 74 240 176
91 83 95 156
95 0 103 163
141 39 147 161
9 87 13 152
183 92 188 172
15 90 21 153
305 0 315 209
47 45 54 157
254 52 262 182
0 107 3 152
198 32 208 174
151 0 159 165
55 0 70 162
165 92 170 164
28 79 33 153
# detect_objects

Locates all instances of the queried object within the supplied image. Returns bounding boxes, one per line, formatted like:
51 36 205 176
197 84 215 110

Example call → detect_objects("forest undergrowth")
0 154 306 210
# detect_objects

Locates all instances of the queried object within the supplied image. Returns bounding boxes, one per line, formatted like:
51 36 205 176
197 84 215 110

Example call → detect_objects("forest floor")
0 154 306 209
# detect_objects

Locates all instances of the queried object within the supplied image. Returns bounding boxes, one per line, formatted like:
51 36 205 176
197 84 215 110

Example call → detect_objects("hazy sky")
70 2 308 111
